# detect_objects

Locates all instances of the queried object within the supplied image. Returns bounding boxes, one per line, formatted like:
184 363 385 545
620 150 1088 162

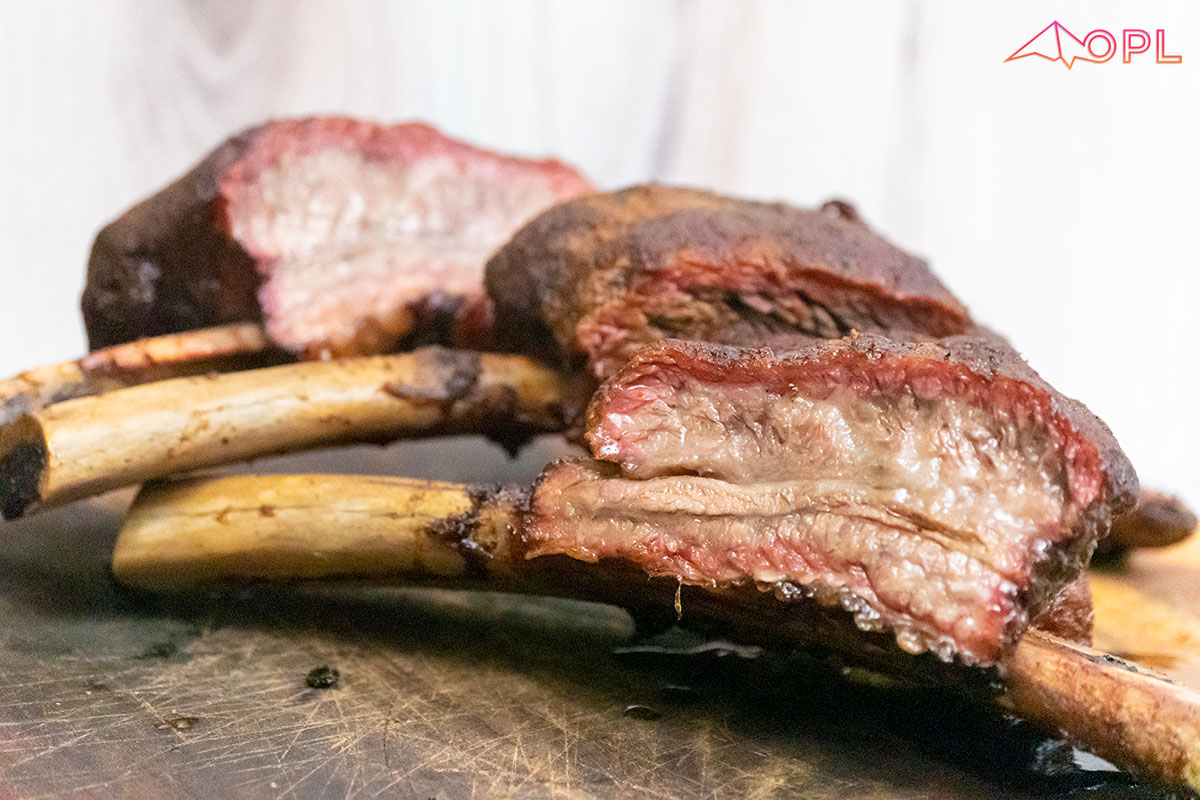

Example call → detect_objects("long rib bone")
0 349 566 519
0 324 277 427
111 473 1200 791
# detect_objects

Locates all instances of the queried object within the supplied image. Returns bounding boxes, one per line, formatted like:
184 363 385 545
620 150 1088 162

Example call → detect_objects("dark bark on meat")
485 185 970 378
83 117 592 358
83 130 262 347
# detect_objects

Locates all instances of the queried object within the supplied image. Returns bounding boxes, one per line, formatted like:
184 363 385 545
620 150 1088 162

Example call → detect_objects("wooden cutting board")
0 446 1193 799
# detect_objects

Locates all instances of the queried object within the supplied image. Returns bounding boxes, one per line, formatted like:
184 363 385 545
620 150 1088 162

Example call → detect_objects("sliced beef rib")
83 117 593 358
525 335 1137 666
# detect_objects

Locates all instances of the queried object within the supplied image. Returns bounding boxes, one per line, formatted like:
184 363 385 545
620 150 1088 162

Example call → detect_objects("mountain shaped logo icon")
1005 21 1110 68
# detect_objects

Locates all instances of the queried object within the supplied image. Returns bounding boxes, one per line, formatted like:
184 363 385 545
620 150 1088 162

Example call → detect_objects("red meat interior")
528 345 1099 665
224 133 590 357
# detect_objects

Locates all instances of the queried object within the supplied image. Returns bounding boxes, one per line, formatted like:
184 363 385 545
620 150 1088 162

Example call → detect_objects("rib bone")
0 324 276 427
0 349 566 519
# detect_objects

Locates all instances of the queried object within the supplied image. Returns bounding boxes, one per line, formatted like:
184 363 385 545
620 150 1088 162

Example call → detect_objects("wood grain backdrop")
2 0 1198 504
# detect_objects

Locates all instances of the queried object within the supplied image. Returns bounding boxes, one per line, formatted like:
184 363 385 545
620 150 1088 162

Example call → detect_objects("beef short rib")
526 335 1136 665
83 117 593 358
486 185 970 378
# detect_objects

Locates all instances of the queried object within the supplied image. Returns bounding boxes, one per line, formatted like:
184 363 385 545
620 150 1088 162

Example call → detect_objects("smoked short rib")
83 117 593 358
486 185 970 378
526 335 1137 665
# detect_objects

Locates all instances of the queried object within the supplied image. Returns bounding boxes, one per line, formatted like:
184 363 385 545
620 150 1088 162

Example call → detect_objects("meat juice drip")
768 579 969 664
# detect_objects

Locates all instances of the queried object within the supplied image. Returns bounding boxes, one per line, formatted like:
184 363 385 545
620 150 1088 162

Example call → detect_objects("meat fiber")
83 117 593 358
525 335 1136 666
486 185 970 378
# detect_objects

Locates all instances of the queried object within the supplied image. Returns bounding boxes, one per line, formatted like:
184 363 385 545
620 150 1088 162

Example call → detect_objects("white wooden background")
2 0 1198 504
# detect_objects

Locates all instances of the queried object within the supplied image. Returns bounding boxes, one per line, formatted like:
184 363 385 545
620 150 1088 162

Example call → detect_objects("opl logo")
1005 21 1182 68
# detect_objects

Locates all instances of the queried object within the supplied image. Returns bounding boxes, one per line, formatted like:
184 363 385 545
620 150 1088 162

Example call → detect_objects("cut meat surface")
486 185 970 378
526 336 1136 666
83 117 593 358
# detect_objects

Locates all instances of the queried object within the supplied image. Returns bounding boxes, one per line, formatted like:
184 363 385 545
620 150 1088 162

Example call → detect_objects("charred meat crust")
485 185 970 376
83 127 263 348
83 117 592 357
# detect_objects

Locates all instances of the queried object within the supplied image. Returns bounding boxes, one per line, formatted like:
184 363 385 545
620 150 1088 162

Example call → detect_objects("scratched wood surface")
0 445 1188 799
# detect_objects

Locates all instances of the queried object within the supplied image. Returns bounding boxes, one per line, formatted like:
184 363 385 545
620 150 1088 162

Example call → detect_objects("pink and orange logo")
1005 21 1182 68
